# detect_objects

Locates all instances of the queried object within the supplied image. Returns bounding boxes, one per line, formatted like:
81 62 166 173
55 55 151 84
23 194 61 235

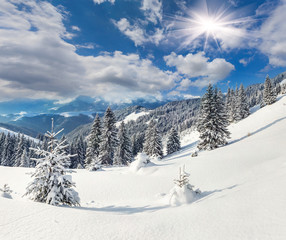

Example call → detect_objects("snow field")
0 95 286 240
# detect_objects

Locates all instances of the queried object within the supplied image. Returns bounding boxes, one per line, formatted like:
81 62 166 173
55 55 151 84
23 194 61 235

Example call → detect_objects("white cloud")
93 0 115 4
141 0 162 24
72 26 80 31
0 0 178 102
164 52 235 87
113 0 165 46
113 18 164 46
258 0 286 67
75 43 95 49
239 59 248 66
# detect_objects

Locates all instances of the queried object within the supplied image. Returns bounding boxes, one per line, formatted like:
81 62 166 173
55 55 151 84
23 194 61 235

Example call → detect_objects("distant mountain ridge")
0 71 285 139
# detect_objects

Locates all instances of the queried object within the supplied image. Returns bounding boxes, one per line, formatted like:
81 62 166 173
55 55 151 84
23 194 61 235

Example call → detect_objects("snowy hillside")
1 95 286 240
116 111 149 127
0 127 38 142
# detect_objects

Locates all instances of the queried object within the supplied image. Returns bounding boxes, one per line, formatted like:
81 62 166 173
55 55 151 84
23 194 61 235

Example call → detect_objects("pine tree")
143 119 156 155
19 148 30 167
98 107 118 165
1 133 14 166
114 122 132 165
227 89 236 123
143 120 163 158
131 132 144 157
237 83 250 119
85 114 101 168
14 134 26 167
263 75 276 105
213 88 230 146
225 87 232 124
167 127 181 155
25 120 80 206
233 86 241 122
75 136 86 169
0 133 6 165
197 84 230 151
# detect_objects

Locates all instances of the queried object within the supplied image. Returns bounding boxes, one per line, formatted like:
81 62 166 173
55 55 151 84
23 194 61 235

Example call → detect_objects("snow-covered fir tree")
225 87 232 124
14 134 26 167
167 127 181 155
25 120 80 206
263 75 276 105
131 132 144 157
214 88 230 146
1 133 15 166
233 86 241 122
85 114 101 168
197 84 230 151
237 84 250 120
75 135 86 169
143 120 163 158
227 89 236 123
98 107 118 165
143 119 155 155
114 121 132 165
169 165 200 206
19 148 30 167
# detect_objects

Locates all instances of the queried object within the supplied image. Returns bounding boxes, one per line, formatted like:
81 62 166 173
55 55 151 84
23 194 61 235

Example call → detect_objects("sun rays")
169 1 255 51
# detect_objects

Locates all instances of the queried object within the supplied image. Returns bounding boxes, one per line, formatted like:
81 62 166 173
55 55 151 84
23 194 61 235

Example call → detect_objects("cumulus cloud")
258 0 286 67
0 0 178 102
113 0 165 46
164 52 235 87
141 0 163 24
113 18 164 46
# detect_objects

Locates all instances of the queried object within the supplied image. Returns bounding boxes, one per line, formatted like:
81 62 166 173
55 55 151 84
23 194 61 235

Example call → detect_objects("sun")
169 1 251 50
200 18 220 33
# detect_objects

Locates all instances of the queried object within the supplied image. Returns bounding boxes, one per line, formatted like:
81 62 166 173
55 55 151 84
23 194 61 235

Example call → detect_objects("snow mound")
169 185 196 206
129 152 155 172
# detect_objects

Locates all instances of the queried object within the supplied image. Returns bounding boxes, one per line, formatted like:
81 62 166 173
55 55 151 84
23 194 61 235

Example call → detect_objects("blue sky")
0 0 285 103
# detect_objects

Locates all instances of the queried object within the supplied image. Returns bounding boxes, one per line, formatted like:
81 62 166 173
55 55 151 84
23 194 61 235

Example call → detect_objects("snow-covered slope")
1 96 286 240
116 111 149 127
0 127 38 142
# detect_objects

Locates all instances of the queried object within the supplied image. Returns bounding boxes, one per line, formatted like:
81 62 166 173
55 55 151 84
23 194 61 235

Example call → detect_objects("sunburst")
169 1 254 51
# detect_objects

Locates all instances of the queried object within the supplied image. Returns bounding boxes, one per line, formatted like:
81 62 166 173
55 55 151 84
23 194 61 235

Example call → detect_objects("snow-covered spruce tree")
0 184 12 199
169 166 200 206
213 89 230 146
98 107 118 165
226 88 236 123
143 119 156 156
19 148 30 167
75 135 86 169
14 134 26 167
233 86 241 122
85 114 102 169
114 121 132 165
1 133 15 166
167 127 181 155
237 83 250 119
25 120 80 206
263 75 276 105
149 123 163 158
225 87 232 124
131 132 144 157
197 84 230 151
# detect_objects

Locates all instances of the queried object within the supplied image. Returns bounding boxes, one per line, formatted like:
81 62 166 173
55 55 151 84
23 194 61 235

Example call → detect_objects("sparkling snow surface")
1 95 286 240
